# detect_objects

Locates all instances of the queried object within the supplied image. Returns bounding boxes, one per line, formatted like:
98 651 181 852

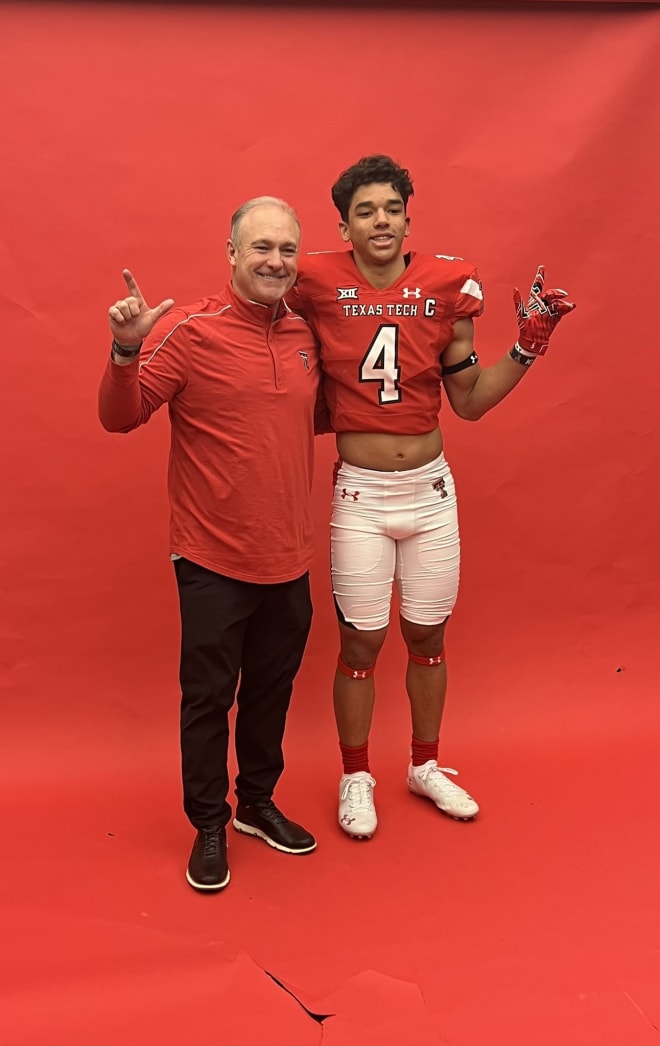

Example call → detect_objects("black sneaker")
186 826 230 891
233 801 316 854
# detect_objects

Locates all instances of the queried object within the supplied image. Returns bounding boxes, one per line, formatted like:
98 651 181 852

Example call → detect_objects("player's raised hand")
513 265 575 356
108 269 175 347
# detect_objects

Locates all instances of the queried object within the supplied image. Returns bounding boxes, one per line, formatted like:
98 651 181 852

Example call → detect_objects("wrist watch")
111 339 142 358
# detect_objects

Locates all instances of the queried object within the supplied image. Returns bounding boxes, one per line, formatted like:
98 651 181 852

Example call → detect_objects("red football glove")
513 265 575 355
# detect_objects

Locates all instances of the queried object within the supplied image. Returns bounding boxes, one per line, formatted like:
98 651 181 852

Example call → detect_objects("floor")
2 599 658 1046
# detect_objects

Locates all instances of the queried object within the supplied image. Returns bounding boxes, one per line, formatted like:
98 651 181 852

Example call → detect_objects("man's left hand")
513 265 576 355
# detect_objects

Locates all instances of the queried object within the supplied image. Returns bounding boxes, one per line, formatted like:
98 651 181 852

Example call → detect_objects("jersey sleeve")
454 267 484 320
287 253 326 317
286 259 326 336
285 281 307 318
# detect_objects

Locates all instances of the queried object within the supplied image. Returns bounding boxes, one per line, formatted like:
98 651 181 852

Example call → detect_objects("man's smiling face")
227 204 300 307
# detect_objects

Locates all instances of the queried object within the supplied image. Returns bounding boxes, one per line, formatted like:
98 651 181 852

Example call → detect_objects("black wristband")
509 343 536 367
112 339 142 358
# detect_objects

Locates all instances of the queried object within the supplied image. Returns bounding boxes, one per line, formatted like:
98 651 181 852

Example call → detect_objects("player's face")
339 183 410 266
227 205 299 306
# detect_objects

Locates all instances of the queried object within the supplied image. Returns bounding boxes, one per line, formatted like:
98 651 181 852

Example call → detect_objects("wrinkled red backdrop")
1 3 659 1045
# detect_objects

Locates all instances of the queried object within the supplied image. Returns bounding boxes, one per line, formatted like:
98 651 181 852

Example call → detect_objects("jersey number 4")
358 325 402 404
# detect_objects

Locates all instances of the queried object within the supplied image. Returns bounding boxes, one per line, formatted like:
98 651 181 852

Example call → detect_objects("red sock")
411 736 439 767
340 741 370 775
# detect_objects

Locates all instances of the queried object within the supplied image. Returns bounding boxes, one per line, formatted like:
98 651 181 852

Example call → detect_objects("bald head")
230 196 300 247
227 198 301 308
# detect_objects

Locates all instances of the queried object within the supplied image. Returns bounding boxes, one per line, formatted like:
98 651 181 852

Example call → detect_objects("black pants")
173 558 313 829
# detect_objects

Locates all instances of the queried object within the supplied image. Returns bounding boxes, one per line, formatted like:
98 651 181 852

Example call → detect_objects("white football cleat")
338 771 377 839
407 760 479 820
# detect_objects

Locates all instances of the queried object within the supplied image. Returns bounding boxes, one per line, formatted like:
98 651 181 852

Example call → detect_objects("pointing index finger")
530 264 545 297
122 268 144 302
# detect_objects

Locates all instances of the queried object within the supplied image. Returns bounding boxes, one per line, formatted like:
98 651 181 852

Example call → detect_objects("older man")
99 198 324 891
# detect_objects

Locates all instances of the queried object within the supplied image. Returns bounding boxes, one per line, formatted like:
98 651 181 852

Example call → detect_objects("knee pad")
408 648 445 667
338 655 376 680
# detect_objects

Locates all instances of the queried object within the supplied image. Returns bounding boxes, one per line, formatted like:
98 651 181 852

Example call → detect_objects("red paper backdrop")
1 3 659 1044
1 0 658 710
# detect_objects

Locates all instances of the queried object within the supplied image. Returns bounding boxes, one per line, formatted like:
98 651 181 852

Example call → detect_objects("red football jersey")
290 250 483 434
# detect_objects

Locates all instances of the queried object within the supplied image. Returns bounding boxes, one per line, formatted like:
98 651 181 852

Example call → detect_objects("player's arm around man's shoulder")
441 265 576 422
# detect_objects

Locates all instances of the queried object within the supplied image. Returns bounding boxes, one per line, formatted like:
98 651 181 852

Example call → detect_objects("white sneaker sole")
232 818 317 854
185 868 230 891
408 784 478 822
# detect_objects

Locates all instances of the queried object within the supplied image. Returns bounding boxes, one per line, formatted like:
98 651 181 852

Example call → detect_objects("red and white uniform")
99 281 321 584
291 250 483 435
290 250 483 630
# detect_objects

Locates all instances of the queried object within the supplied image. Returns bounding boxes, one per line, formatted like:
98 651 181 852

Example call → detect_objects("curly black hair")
331 155 414 222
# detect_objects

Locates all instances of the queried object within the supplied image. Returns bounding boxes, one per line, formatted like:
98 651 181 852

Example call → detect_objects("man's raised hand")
513 265 575 356
108 269 175 347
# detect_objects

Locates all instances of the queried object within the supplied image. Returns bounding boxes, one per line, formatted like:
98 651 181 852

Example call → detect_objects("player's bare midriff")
337 429 443 472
